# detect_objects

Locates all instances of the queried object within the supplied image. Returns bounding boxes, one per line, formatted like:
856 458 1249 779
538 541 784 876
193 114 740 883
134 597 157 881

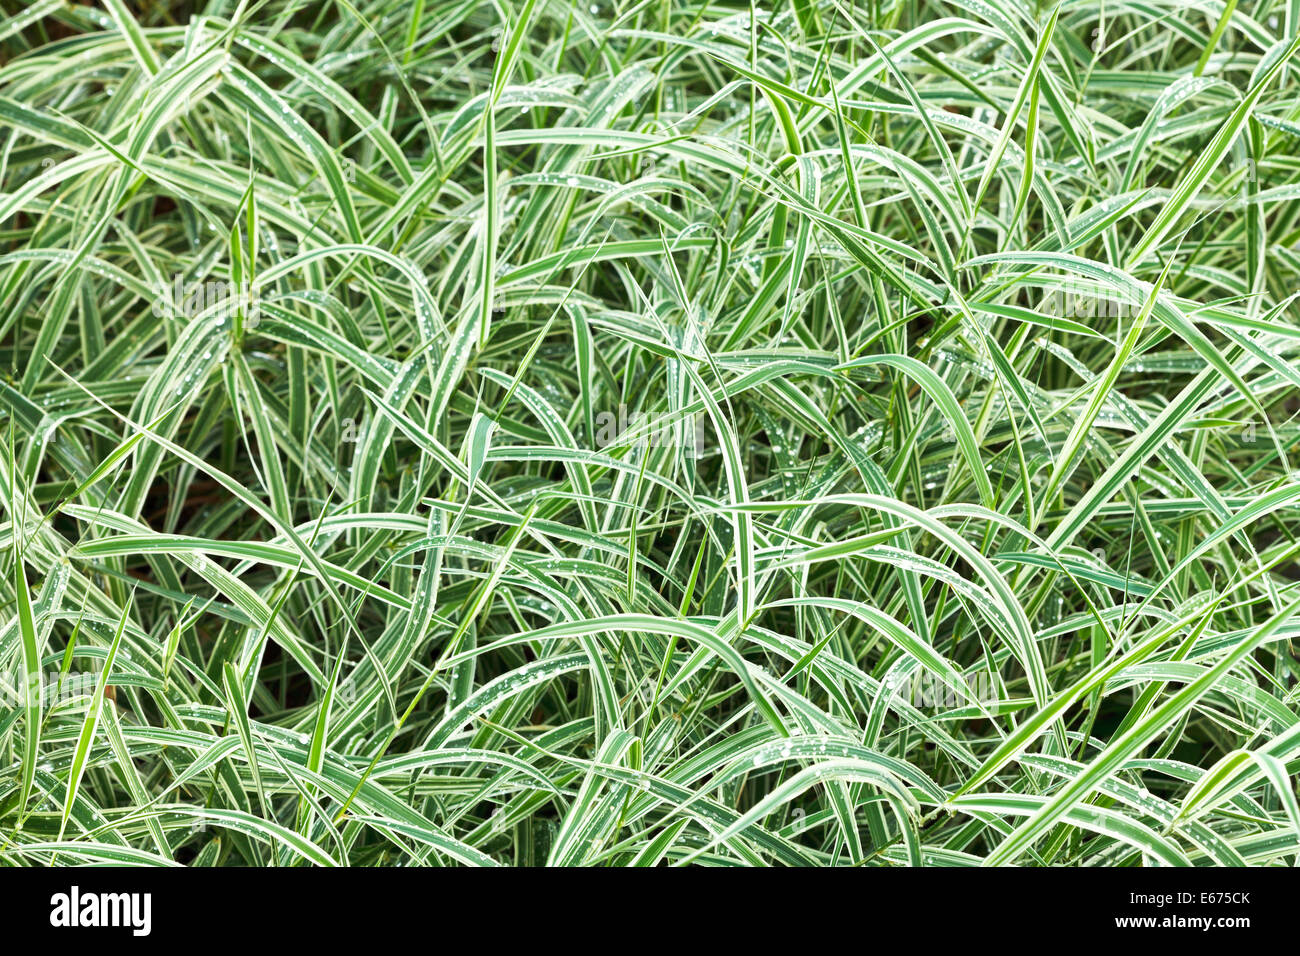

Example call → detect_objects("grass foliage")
1 0 1299 866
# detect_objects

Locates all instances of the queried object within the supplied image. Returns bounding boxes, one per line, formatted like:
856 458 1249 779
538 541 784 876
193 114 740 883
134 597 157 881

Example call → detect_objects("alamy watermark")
594 405 708 458
0 667 100 708
49 886 151 936
151 274 260 325
884 670 998 710
1039 279 1143 321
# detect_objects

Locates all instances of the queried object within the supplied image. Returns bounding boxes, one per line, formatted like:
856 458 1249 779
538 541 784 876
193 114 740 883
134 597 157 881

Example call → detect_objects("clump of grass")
0 0 1298 867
